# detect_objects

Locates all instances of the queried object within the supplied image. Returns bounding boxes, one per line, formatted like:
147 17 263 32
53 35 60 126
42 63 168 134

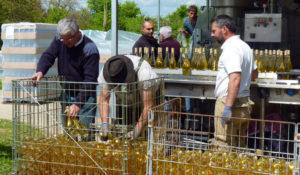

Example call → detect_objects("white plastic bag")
177 33 187 47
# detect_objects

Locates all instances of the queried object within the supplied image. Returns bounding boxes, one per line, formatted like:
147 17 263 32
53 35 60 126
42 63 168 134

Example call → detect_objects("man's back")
159 37 181 61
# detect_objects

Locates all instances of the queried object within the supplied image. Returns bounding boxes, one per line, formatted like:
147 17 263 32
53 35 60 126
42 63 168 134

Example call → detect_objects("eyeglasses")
60 34 76 42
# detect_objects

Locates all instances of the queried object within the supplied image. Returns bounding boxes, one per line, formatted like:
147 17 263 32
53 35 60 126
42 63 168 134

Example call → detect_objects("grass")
0 119 12 174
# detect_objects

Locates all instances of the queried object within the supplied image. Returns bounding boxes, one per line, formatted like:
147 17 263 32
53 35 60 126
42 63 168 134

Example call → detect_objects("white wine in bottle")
207 48 215 70
270 50 276 72
264 49 270 72
144 47 151 65
284 50 292 71
169 48 176 69
182 48 191 76
194 48 201 70
139 47 143 58
134 47 138 56
177 48 183 68
258 50 266 73
164 47 170 68
150 47 155 67
200 47 208 70
155 47 164 69
277 50 285 72
191 48 197 69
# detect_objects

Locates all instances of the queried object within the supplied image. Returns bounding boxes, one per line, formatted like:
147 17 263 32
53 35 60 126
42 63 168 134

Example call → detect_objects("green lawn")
0 119 12 174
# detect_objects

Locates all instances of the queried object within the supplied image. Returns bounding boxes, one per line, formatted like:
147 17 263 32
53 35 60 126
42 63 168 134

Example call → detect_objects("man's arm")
135 88 154 133
251 69 258 81
98 89 110 124
36 36 59 75
226 72 241 107
73 53 99 116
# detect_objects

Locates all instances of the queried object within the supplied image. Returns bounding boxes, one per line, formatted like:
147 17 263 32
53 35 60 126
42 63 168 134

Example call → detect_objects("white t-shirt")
214 35 257 98
98 54 158 90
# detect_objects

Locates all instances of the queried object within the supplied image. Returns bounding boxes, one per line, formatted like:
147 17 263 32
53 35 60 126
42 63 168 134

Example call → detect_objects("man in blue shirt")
180 5 198 37
32 18 100 140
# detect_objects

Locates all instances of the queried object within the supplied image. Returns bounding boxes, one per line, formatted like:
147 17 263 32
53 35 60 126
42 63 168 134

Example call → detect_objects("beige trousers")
214 97 253 148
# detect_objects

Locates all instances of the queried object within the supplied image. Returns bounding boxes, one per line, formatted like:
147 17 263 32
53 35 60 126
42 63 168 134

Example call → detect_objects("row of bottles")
134 47 220 73
254 49 292 73
134 47 293 77
19 135 147 175
19 135 297 175
152 149 296 175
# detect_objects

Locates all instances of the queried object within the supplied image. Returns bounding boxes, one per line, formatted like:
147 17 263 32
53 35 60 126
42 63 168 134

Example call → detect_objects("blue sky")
79 0 206 17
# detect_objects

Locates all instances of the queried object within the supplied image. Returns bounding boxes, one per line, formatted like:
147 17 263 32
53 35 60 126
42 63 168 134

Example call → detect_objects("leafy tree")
118 1 143 32
42 0 80 24
0 0 44 23
43 7 70 24
88 0 112 30
164 4 189 38
70 8 93 30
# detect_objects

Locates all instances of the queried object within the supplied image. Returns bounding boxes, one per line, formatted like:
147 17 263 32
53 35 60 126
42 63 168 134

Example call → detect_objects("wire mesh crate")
12 76 164 175
147 98 300 175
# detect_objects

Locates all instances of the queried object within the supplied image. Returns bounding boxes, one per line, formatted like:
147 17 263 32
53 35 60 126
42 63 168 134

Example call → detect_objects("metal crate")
147 98 300 175
12 76 164 175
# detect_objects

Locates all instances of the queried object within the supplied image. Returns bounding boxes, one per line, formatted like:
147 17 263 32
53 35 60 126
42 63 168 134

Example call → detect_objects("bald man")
132 19 159 56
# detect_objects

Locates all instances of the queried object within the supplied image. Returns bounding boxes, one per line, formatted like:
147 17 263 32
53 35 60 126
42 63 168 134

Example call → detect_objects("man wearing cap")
32 18 99 138
97 55 158 140
159 26 181 61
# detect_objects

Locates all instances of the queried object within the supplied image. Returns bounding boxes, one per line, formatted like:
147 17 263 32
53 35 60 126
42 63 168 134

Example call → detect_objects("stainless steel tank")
211 0 253 18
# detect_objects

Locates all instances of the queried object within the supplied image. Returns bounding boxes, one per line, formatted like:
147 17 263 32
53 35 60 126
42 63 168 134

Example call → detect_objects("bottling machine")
154 0 300 147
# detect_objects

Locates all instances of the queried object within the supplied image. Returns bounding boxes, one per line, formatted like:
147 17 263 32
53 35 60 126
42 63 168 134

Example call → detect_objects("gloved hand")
221 106 232 126
101 122 109 141
125 128 141 140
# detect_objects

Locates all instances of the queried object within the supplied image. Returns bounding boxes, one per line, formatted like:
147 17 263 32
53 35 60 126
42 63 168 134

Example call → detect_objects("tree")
88 0 112 30
118 1 142 32
43 7 70 24
0 0 45 23
48 0 79 12
70 8 93 30
42 0 80 24
164 5 189 38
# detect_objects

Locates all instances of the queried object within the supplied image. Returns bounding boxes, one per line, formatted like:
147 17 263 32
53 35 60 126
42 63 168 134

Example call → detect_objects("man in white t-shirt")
97 55 158 140
210 15 258 148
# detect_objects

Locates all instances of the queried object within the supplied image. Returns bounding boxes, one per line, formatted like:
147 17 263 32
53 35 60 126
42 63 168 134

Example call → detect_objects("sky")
79 0 207 17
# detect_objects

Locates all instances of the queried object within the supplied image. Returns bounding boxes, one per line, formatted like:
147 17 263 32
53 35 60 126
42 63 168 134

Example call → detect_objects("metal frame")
147 98 300 175
12 76 164 175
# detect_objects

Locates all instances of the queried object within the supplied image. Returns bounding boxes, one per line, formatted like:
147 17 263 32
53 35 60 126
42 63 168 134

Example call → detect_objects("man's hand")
64 104 80 119
125 128 141 140
222 106 232 126
31 72 43 86
101 122 109 141
95 122 109 142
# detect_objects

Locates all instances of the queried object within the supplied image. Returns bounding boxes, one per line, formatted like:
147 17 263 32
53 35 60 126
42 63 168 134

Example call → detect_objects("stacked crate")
1 23 58 102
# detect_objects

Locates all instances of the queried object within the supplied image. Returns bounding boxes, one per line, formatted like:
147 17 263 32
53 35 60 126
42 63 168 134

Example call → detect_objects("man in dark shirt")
132 19 159 56
159 26 181 61
32 18 100 138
